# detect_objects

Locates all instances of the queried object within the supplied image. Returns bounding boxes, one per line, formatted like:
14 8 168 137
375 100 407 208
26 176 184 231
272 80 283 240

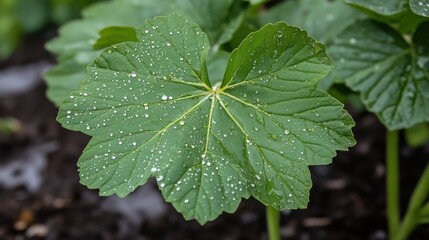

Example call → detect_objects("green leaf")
44 56 91 104
261 0 364 44
175 0 246 47
395 9 428 34
0 0 21 59
15 0 49 33
44 0 174 105
342 0 428 35
344 0 406 16
344 0 429 19
207 50 230 84
50 0 107 25
409 0 429 17
260 0 364 90
44 0 246 106
93 26 138 50
58 15 355 224
329 20 429 130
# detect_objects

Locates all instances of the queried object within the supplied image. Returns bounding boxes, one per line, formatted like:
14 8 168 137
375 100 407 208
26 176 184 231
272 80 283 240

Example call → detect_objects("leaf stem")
266 206 280 240
386 130 400 237
420 201 429 216
395 163 429 240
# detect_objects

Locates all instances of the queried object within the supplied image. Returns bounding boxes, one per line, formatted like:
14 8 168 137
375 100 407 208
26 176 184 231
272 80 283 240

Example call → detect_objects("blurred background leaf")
0 0 108 60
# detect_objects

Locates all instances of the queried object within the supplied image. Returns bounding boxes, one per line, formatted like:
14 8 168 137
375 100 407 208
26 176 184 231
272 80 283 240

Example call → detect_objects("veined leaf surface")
329 20 429 130
58 15 355 224
261 0 364 44
260 0 364 90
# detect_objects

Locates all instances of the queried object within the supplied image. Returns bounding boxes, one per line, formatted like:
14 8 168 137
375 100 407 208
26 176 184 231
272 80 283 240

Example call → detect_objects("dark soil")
1 26 429 240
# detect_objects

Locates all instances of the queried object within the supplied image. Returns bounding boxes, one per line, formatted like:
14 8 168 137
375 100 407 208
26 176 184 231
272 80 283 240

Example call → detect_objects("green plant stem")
387 130 400 237
420 201 429 216
266 206 280 240
395 163 429 240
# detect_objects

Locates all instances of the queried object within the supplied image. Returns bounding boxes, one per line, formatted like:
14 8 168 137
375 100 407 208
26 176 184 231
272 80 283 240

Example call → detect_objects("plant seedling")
56 14 355 226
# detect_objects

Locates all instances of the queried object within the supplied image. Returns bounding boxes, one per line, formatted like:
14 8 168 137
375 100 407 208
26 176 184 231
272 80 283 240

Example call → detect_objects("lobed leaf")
58 15 355 224
329 20 429 130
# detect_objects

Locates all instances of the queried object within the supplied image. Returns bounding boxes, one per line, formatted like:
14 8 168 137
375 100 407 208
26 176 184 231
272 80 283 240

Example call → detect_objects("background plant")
267 0 429 239
0 0 107 59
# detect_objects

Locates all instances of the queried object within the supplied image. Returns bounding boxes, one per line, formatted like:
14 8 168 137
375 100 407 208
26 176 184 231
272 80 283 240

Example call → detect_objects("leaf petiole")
266 206 280 240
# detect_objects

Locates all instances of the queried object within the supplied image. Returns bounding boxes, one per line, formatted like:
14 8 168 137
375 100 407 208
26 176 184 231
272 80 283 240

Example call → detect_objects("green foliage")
405 123 429 148
261 0 364 44
409 0 429 17
57 15 355 224
0 0 108 59
44 0 247 106
0 0 21 59
92 26 138 50
15 0 49 33
345 0 429 17
260 0 364 90
329 20 429 130
318 1 429 239
344 0 405 16
50 0 108 24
